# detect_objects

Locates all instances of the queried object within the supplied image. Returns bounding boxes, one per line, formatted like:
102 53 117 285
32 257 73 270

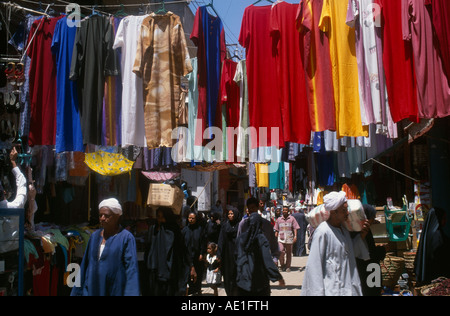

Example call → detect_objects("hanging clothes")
239 4 284 148
296 0 336 133
271 1 311 145
113 14 148 148
19 15 41 140
234 60 249 162
133 12 192 149
427 0 450 86
220 60 240 136
219 59 240 162
377 0 418 123
402 0 450 119
142 146 176 170
190 6 227 144
318 0 368 139
70 15 119 146
269 161 285 190
103 16 123 147
27 15 64 146
255 163 269 188
51 15 84 153
186 57 203 162
317 152 336 186
347 0 392 134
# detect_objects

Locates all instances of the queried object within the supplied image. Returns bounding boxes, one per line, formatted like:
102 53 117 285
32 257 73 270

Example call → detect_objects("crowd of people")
76 189 449 297
71 195 315 296
69 192 402 297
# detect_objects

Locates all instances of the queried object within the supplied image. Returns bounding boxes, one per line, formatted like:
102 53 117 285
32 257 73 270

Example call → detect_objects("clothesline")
77 0 191 8
12 0 190 11
3 0 191 22
364 158 419 183
1 2 50 17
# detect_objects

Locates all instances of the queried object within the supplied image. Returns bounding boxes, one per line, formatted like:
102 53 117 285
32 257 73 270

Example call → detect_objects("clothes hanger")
155 0 168 15
205 0 219 17
228 47 241 61
138 4 145 15
114 4 127 17
252 0 274 5
37 2 45 12
90 5 101 17
37 2 56 17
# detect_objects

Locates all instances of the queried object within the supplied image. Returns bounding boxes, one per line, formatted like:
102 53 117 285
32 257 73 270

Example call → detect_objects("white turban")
323 191 347 211
99 198 122 216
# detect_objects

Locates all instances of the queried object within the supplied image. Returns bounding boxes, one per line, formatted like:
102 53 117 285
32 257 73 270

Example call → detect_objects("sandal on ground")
5 62 16 86
15 63 25 87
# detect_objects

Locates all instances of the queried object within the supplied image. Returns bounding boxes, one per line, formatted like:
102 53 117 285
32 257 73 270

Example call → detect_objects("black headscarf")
242 213 263 252
414 207 450 285
216 207 242 295
363 204 377 220
182 211 207 263
217 207 241 258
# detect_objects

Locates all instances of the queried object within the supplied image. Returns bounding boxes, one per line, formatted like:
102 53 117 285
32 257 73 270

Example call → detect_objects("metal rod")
367 158 419 183
14 0 189 9
1 2 50 16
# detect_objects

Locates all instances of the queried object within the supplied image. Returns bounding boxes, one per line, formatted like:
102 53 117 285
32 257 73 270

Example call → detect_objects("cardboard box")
147 183 184 215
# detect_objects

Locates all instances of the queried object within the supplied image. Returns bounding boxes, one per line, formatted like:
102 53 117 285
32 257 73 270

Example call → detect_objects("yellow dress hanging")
85 150 134 176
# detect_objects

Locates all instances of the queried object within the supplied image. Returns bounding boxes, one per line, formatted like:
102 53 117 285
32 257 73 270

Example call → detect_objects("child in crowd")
205 242 221 296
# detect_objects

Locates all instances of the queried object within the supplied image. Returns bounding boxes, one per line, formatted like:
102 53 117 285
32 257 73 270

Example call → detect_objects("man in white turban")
323 191 348 213
99 197 123 216
301 191 370 296
71 198 140 296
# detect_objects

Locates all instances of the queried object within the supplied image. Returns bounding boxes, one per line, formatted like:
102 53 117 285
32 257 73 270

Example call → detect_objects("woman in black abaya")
235 212 285 296
182 211 207 295
414 206 450 285
146 207 191 296
217 206 241 296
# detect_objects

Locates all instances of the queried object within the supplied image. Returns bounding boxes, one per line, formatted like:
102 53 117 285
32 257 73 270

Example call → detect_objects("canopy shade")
85 150 134 176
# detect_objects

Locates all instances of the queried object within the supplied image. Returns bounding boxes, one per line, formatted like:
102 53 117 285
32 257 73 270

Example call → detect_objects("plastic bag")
306 204 329 228
343 199 367 232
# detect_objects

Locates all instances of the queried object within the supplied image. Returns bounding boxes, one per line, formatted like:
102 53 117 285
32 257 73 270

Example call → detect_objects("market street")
200 255 309 296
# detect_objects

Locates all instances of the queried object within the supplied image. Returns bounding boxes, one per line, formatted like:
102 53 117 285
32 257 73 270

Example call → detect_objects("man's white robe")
301 221 369 296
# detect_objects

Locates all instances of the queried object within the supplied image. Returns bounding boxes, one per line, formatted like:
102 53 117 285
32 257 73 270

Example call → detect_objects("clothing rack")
1 2 50 17
10 0 190 12
84 1 191 9
0 55 21 63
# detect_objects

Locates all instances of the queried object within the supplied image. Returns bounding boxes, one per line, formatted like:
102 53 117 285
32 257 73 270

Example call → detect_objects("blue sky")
188 0 301 56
